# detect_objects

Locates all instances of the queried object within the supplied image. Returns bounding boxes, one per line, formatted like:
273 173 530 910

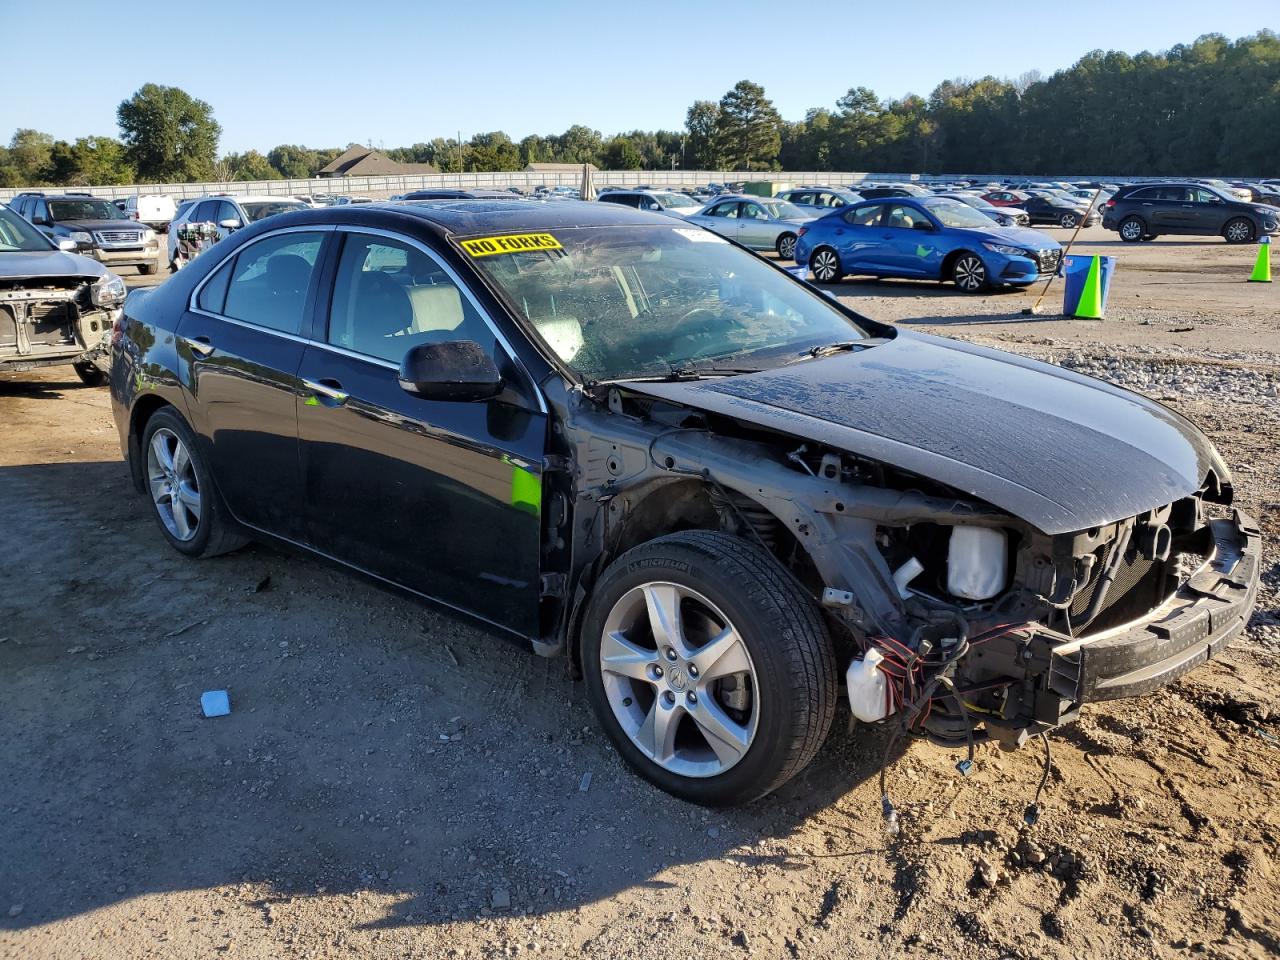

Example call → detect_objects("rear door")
178 227 330 540
737 201 774 249
295 229 547 637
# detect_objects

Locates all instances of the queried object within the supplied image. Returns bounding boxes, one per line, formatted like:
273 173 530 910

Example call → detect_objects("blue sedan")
794 197 1062 293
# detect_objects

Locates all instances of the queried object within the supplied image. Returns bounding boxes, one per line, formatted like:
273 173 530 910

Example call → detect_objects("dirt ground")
1 227 1278 960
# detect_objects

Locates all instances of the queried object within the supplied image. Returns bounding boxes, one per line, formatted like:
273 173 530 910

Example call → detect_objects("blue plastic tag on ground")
786 265 808 280
201 690 230 718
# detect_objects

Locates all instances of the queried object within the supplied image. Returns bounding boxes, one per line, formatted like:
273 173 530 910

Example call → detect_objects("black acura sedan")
110 201 1259 806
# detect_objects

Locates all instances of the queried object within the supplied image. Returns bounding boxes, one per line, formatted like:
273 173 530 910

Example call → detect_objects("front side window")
240 200 308 223
883 204 928 229
327 233 494 365
221 231 324 335
707 202 739 219
466 224 871 382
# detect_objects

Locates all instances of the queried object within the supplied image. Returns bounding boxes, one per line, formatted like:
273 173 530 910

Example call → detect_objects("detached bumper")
1049 510 1261 703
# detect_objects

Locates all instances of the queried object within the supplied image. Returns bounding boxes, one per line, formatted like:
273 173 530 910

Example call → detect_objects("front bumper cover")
1049 510 1260 703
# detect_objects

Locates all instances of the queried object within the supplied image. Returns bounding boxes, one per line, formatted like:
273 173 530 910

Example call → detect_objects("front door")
177 227 329 539
878 204 934 277
296 230 546 637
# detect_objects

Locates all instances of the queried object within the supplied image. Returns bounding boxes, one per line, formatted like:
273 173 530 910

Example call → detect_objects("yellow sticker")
460 233 563 257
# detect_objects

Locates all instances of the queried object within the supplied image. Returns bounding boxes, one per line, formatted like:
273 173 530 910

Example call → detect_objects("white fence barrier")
0 169 1187 203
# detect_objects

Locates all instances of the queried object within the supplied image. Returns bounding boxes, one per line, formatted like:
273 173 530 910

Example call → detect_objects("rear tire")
776 233 798 261
1119 216 1146 242
951 253 989 293
581 531 837 806
1223 218 1254 244
140 407 248 559
73 362 107 387
809 247 843 283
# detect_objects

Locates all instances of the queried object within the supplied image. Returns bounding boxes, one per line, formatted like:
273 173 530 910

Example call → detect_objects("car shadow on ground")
0 459 903 933
0 373 83 400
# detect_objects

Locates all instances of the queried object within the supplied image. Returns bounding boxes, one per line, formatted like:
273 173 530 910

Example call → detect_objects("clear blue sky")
2 0 1274 153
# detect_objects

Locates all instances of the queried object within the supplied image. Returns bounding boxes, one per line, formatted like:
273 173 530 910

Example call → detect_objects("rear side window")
197 260 233 314
843 204 882 226
221 231 325 335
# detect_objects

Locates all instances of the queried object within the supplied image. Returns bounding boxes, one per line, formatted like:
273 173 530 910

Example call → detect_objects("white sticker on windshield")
672 227 727 244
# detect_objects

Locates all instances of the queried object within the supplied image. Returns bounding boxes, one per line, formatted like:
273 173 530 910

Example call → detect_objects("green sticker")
916 244 933 258
510 465 541 515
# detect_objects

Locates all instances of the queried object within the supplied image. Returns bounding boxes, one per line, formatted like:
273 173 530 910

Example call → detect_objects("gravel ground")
1 228 1277 959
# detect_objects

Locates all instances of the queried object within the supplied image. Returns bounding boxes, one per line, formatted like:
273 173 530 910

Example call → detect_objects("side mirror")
218 218 241 230
912 220 935 231
32 216 49 226
398 340 503 402
56 237 78 252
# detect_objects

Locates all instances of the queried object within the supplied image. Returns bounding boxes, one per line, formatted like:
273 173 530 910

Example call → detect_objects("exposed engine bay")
540 375 1260 765
0 276 116 374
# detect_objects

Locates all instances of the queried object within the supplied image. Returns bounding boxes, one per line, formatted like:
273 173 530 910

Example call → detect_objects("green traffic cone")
1249 237 1272 283
1074 255 1104 318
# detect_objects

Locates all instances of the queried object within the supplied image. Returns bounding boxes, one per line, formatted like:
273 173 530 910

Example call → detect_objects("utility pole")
457 130 463 174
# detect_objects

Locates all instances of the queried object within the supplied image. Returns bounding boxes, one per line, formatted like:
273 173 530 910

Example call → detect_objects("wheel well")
776 231 797 247
567 478 823 671
1121 213 1147 229
941 249 978 277
126 395 174 492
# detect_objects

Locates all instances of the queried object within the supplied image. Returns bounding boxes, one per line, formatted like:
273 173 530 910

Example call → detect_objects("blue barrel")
1061 255 1116 317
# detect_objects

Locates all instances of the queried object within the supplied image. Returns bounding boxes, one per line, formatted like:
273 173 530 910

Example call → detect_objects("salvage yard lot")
2 230 1278 959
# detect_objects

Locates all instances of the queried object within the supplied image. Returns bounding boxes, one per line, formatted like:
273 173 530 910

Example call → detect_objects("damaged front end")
0 274 121 374
547 379 1261 757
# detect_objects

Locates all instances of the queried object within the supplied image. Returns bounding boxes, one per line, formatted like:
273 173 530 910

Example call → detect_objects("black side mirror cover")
398 340 503 402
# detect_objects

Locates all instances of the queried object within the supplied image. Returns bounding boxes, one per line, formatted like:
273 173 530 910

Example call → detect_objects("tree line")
2 31 1276 188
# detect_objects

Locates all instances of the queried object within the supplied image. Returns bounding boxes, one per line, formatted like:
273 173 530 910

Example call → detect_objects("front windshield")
760 200 806 219
922 199 998 229
241 200 308 222
48 199 125 221
465 224 870 381
0 207 55 251
657 193 699 209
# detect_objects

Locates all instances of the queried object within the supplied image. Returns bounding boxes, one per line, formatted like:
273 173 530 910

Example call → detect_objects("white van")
123 194 178 232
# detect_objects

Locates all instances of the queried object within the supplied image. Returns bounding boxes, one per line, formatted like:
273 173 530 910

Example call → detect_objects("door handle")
302 378 349 405
182 335 214 357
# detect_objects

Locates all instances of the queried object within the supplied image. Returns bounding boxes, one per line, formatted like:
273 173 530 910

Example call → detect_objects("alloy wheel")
1060 213 1078 229
811 249 839 282
147 427 202 541
599 582 758 778
953 256 986 292
778 234 797 260
1225 220 1252 243
1120 219 1143 241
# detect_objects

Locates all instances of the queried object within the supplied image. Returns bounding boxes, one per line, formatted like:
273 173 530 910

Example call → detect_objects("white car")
166 195 309 270
123 194 178 232
596 190 703 218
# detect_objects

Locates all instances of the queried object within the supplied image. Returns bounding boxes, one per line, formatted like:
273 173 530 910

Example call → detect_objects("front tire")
776 232 798 261
809 247 843 283
140 407 247 558
1224 218 1255 244
1058 212 1079 229
951 253 989 293
581 531 837 806
138 262 158 276
1119 216 1146 242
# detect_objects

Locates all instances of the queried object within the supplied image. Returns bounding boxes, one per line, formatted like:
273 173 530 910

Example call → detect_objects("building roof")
524 162 598 173
317 146 439 178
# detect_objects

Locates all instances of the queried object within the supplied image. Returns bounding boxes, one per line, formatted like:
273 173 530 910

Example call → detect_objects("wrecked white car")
0 204 125 385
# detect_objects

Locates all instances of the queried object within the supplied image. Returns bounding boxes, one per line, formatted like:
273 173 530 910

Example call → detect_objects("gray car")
683 195 814 260
776 187 863 215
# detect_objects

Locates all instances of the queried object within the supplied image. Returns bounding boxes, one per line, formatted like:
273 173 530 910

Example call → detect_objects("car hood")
964 225 1059 251
0 249 108 282
618 331 1226 534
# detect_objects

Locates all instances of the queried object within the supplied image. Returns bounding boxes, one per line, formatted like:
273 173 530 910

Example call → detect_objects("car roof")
263 198 683 239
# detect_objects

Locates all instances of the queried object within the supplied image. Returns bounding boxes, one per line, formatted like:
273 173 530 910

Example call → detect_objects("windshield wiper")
662 363 761 381
789 338 889 364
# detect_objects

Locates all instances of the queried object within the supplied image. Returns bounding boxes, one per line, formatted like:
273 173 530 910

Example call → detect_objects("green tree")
224 150 281 181
713 81 782 171
685 100 722 168
466 131 521 171
554 125 603 165
48 136 134 185
117 84 221 182
7 129 55 184
268 144 321 178
602 136 644 169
